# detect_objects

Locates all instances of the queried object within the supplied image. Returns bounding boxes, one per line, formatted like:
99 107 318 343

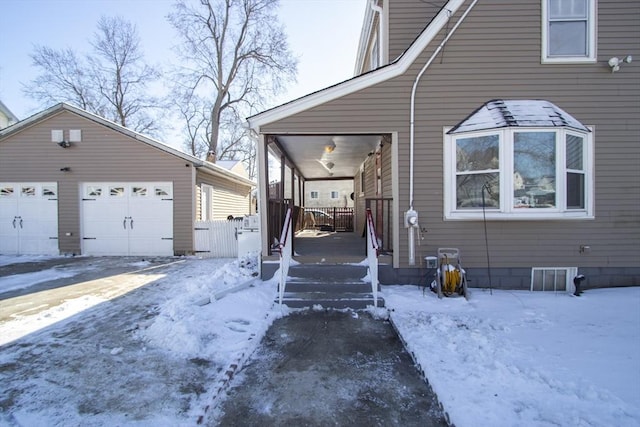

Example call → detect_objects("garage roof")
0 103 255 187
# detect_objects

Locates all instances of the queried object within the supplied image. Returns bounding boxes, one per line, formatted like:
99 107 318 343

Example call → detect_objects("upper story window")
444 100 593 220
330 191 339 199
310 191 319 199
542 0 596 63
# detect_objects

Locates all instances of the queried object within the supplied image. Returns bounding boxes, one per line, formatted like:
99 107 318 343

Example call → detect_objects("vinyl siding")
387 0 441 61
0 110 195 254
260 0 640 274
196 172 252 221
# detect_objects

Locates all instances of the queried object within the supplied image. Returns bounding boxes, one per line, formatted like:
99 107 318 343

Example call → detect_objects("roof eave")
0 102 255 186
197 162 256 187
353 1 376 76
248 0 465 130
0 99 19 123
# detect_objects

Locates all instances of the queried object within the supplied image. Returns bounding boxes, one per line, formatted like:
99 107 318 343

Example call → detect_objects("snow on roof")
448 100 590 134
216 159 240 170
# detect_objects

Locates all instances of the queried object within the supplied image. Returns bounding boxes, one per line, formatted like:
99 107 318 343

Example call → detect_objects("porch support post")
280 154 285 200
258 134 269 257
291 167 296 206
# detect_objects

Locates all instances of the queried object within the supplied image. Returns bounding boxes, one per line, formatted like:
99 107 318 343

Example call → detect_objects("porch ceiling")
274 134 382 180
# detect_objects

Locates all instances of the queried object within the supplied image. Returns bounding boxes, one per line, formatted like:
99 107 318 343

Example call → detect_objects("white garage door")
81 182 173 256
0 183 59 255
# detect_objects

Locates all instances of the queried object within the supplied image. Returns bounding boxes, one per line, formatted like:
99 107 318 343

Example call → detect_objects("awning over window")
447 99 590 134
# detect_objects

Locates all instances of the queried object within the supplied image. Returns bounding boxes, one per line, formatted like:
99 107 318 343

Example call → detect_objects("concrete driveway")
0 256 183 322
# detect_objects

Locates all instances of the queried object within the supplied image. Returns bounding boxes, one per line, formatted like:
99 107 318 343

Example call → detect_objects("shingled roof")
448 100 590 134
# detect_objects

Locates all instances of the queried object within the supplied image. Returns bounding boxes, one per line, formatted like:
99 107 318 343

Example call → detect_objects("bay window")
445 127 593 220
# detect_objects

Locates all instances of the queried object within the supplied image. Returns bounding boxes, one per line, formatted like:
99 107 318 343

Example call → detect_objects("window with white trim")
531 267 577 292
330 191 339 199
0 186 14 197
444 127 593 220
542 0 596 63
310 191 319 199
200 184 213 221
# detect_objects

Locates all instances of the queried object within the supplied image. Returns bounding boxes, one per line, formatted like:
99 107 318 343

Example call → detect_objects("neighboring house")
305 180 354 208
0 103 255 256
0 100 19 130
249 0 639 289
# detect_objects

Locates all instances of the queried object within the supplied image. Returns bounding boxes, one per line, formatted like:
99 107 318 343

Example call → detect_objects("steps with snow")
278 264 384 309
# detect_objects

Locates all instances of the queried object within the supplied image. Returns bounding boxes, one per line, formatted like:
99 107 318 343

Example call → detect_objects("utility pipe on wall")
407 0 478 265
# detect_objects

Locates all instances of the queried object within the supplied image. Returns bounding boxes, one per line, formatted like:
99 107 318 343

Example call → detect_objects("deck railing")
365 198 393 253
277 207 293 306
366 208 380 307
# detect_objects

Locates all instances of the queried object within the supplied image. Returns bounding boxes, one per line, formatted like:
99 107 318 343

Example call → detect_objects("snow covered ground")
384 286 640 427
0 255 639 426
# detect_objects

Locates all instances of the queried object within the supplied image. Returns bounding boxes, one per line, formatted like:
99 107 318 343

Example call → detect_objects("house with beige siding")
0 103 254 256
0 100 18 130
249 0 639 290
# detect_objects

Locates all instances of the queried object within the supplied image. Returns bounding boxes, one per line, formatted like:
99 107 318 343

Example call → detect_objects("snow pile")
142 256 270 360
0 256 281 426
384 286 640 427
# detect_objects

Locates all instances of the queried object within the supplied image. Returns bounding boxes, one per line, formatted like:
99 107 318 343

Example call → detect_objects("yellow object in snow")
443 268 460 293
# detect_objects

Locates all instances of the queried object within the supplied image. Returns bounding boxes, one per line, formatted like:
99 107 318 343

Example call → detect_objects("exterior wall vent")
51 130 64 143
69 129 82 142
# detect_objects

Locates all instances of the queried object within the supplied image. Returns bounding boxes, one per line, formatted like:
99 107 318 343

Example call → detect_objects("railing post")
278 208 293 306
366 208 379 307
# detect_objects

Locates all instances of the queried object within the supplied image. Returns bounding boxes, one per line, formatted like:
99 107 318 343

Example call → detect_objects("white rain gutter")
369 0 386 66
407 0 478 265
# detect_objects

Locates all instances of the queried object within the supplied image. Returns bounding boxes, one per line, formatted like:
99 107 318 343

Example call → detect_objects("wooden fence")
194 220 240 258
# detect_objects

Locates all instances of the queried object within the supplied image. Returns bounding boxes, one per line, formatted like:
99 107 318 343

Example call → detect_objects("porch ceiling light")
324 140 336 153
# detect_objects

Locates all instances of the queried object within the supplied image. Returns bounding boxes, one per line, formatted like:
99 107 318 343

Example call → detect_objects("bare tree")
174 92 212 159
168 0 297 163
24 16 162 135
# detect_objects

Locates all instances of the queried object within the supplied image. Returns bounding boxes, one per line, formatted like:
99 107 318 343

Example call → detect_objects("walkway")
294 230 366 259
209 310 448 426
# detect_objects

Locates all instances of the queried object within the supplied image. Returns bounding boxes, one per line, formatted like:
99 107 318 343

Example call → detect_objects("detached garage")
81 182 174 256
0 103 255 256
0 182 58 255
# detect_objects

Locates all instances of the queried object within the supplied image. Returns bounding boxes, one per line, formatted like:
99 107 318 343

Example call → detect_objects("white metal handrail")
277 208 293 306
366 208 380 307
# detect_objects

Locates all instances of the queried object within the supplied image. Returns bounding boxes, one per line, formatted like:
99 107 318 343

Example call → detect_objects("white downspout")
407 0 478 265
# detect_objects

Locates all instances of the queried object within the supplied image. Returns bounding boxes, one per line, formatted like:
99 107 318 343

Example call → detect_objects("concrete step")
279 263 383 309
284 281 374 293
292 255 367 265
278 293 385 309
287 264 368 282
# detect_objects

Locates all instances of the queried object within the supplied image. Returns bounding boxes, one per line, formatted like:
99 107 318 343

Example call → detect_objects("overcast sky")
0 0 366 121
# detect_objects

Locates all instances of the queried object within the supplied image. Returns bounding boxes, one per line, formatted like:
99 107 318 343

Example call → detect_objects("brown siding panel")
260 1 640 281
0 110 195 254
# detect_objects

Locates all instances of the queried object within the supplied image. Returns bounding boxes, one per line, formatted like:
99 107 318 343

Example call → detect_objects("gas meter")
404 209 418 228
